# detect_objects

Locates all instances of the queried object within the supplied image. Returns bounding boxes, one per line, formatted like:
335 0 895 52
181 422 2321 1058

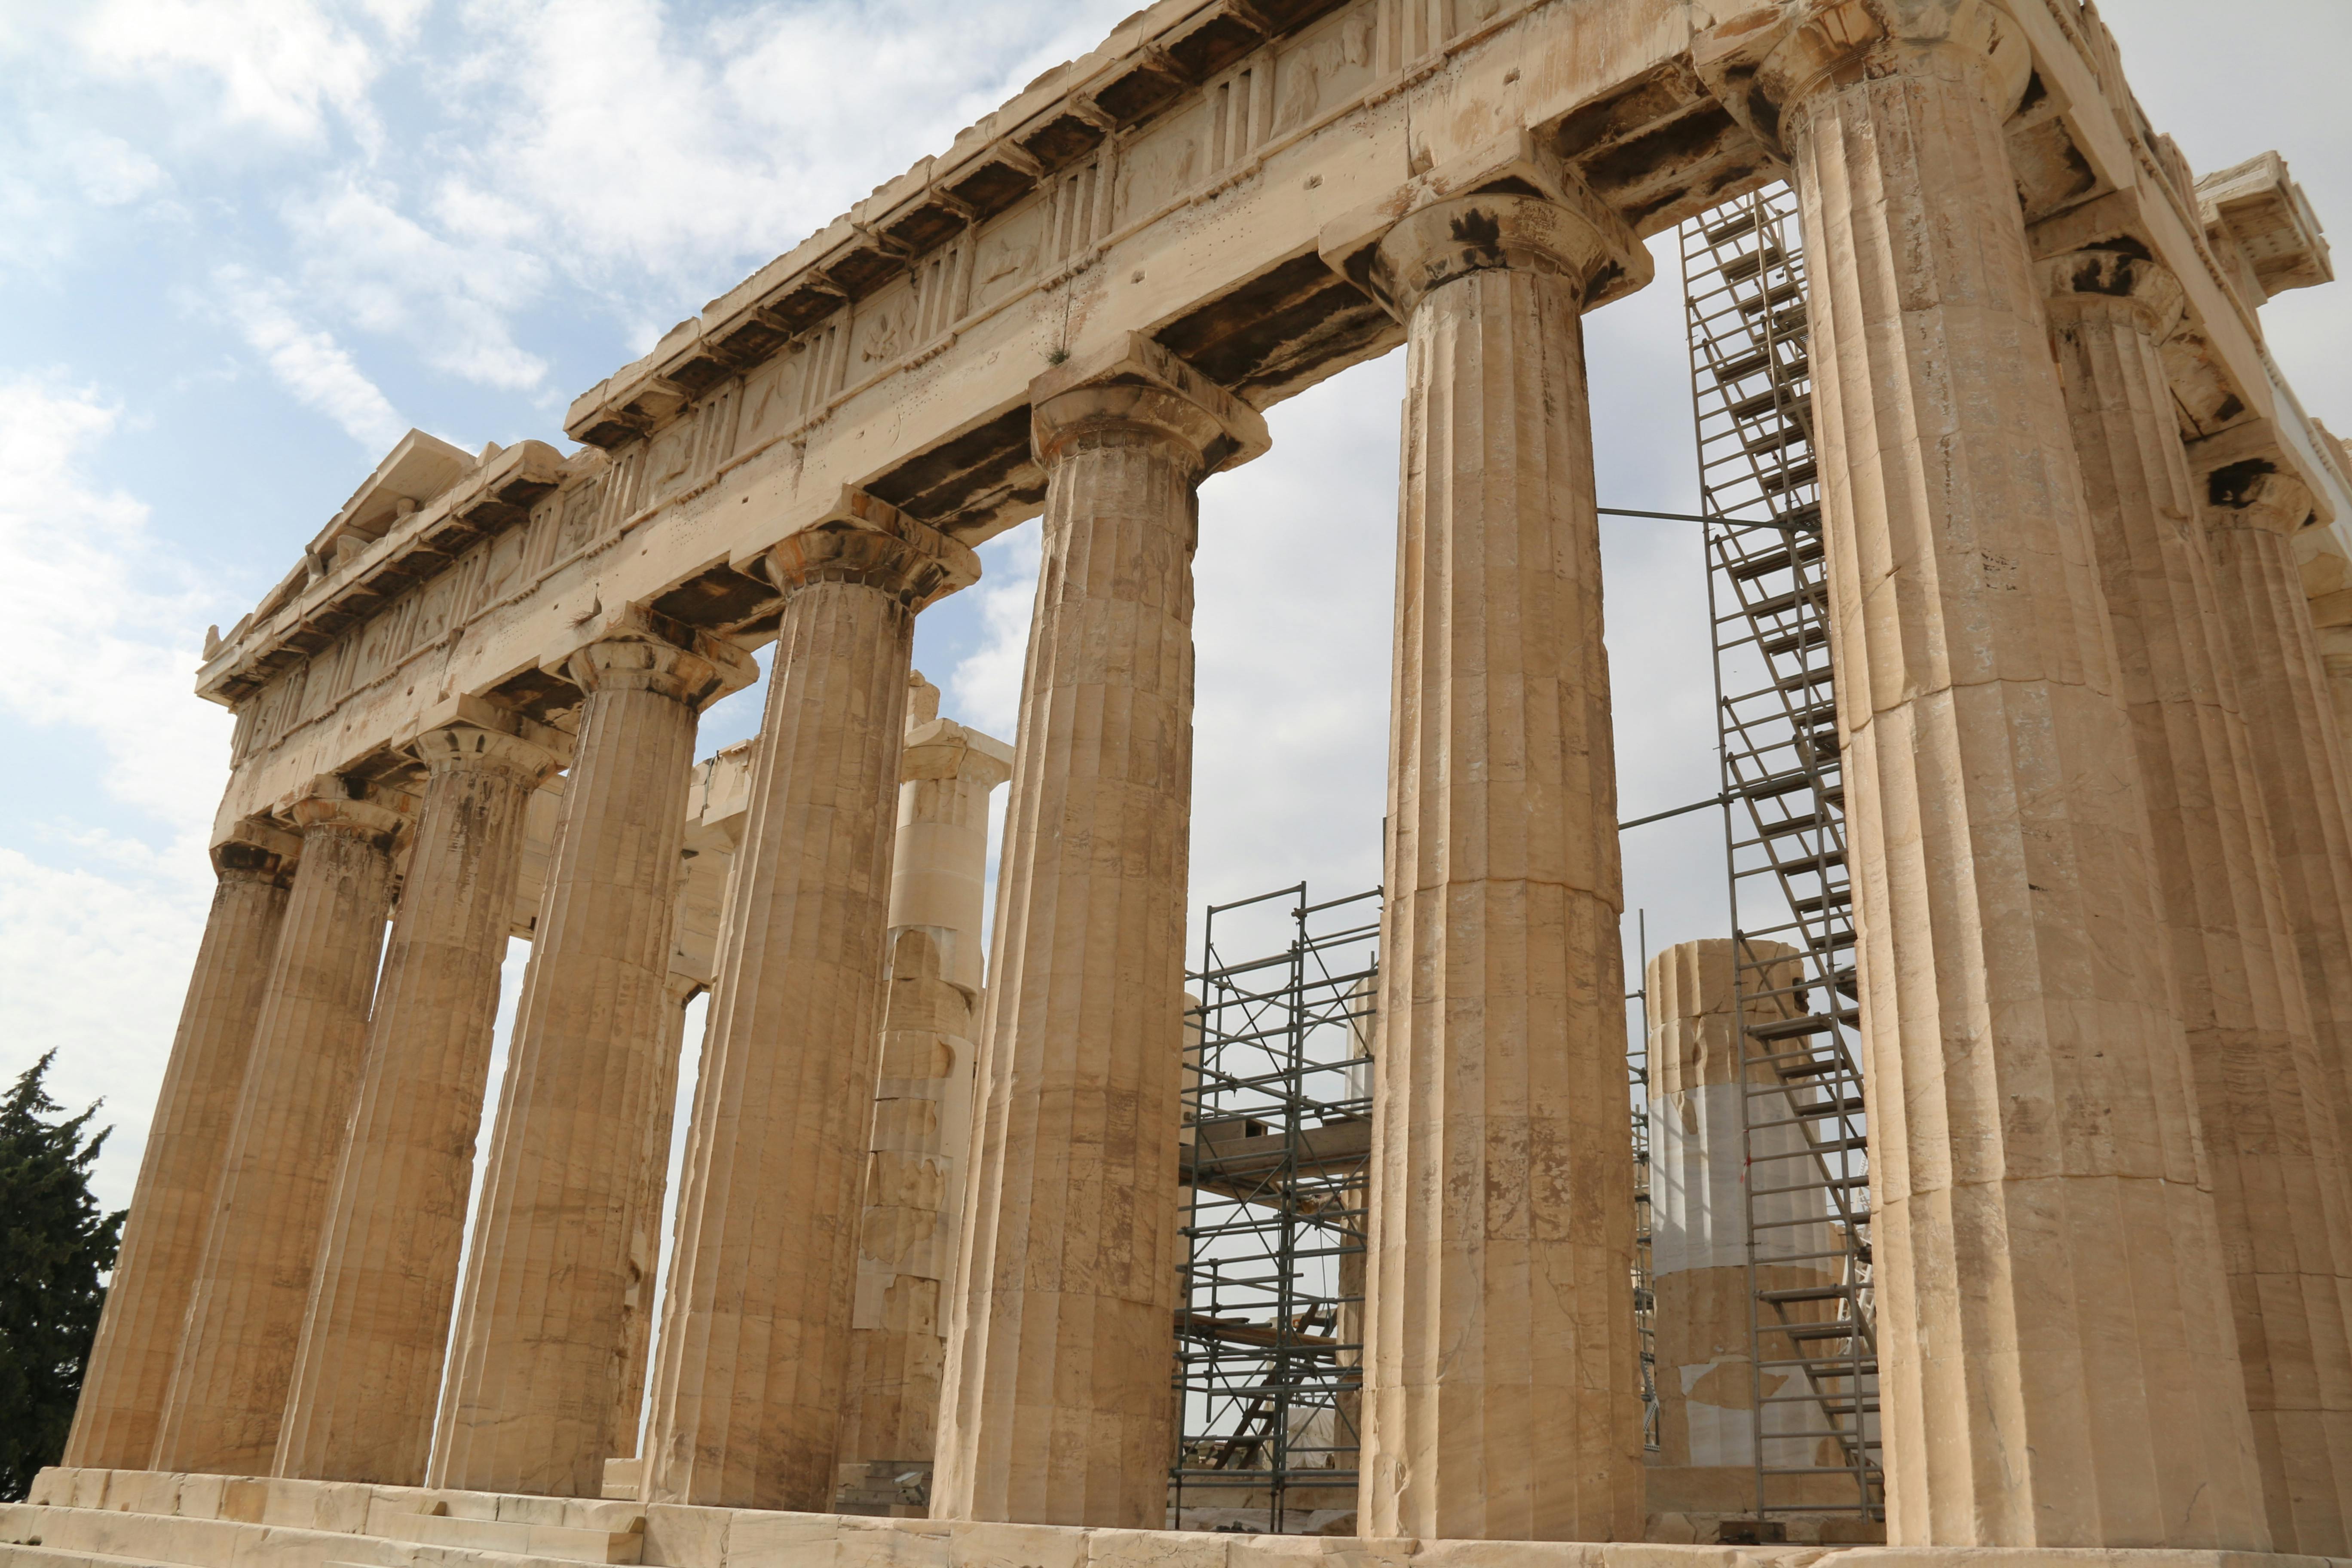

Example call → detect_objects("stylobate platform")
3 1472 2344 1568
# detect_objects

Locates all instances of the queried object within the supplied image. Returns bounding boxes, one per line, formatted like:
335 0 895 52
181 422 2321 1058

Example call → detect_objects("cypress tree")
0 1051 126 1501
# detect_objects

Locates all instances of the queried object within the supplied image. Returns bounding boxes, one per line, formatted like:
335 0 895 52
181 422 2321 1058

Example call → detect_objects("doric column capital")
286 779 408 846
415 723 567 786
210 815 302 886
402 694 570 787
2202 458 2318 538
2039 248 2189 341
546 602 759 712
1365 191 1640 319
1029 331 1270 481
2189 424 2323 538
755 487 979 612
1694 0 2031 153
1318 137 1649 321
901 715 1016 791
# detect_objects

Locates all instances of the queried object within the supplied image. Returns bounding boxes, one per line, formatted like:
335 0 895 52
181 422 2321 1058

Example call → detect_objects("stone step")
597 1462 640 1504
0 1503 630 1568
377 1508 642 1565
0 1542 181 1568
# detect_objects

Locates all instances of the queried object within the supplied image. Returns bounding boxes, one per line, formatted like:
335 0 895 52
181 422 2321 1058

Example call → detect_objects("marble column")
933 335 1265 1529
1694 0 2266 1545
2193 444 2352 1239
432 605 753 1498
63 820 297 1470
642 490 977 1510
611 972 702 1463
2327 635 2352 770
1645 940 1849 1513
150 782 404 1476
2048 251 2352 1553
834 677 1012 1510
1345 189 1644 1543
273 707 565 1485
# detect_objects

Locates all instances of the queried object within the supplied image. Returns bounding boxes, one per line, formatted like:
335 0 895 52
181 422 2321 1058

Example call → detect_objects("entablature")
196 0 2350 850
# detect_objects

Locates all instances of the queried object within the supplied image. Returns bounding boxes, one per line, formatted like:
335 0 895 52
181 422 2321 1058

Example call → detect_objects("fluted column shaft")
151 787 402 1475
432 609 752 1498
612 974 700 1461
274 717 561 1484
643 497 976 1510
836 694 1011 1501
2199 460 2352 1228
64 826 294 1469
2049 257 2352 1553
1739 1 2265 1545
934 337 1264 1529
1355 194 1640 1543
2328 643 2352 769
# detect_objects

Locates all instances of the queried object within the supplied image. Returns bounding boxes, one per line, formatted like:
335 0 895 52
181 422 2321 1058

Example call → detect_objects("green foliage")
0 1052 125 1502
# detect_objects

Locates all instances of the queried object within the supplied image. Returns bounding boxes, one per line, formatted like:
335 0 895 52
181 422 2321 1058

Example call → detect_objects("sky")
1 0 2347 1234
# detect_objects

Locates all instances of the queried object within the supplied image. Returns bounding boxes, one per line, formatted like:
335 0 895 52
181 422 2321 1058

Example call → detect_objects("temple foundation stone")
62 821 297 1471
642 492 977 1511
150 783 404 1476
933 335 1266 1529
274 708 565 1485
1694 0 2268 1545
432 607 753 1499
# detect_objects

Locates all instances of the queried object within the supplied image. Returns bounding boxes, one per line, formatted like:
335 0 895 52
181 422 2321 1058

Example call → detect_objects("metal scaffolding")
1170 884 1379 1532
1682 181 1883 1520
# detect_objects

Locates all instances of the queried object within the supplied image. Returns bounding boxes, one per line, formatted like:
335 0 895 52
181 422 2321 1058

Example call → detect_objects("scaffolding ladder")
1681 183 1882 1521
1170 885 1380 1532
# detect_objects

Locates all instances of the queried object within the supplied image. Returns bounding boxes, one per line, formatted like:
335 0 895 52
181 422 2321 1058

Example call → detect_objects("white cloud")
0 376 239 1207
216 265 410 450
424 0 1138 306
0 115 173 277
0 377 233 841
51 121 169 208
68 0 409 147
285 178 550 391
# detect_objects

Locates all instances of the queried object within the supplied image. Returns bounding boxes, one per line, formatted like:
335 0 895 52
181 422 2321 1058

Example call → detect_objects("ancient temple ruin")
17 0 2352 1563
